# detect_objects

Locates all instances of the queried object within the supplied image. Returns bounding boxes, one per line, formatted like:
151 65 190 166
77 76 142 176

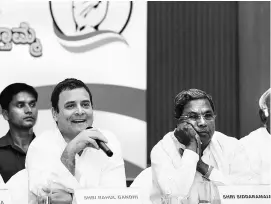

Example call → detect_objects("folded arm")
26 141 80 200
151 143 199 197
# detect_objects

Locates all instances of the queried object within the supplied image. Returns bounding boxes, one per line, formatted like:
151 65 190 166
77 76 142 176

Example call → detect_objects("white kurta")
150 131 252 203
240 127 271 184
26 127 126 204
0 174 3 184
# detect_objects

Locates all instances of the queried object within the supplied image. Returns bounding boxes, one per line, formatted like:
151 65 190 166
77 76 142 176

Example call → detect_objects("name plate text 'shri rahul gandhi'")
74 188 141 204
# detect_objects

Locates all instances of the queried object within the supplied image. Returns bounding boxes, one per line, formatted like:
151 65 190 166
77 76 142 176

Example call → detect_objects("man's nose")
24 104 32 113
197 115 207 127
75 105 84 115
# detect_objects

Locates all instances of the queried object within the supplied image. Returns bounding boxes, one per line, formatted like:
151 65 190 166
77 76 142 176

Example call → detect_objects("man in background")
26 78 126 204
240 88 271 184
0 83 38 182
150 88 251 203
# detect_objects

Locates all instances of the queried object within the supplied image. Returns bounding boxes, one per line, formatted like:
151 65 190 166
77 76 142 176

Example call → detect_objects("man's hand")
50 189 72 204
197 159 209 176
43 188 72 204
61 128 108 175
67 127 108 155
174 122 201 154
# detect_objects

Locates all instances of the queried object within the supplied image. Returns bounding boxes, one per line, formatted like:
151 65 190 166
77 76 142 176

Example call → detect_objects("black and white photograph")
0 1 270 204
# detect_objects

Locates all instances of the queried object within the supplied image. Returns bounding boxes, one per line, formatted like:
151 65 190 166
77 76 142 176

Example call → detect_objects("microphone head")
106 150 113 157
88 128 113 157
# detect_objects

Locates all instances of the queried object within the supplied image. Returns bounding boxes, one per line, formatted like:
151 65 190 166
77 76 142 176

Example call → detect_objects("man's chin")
201 138 213 148
199 133 210 141
72 123 90 132
21 123 35 129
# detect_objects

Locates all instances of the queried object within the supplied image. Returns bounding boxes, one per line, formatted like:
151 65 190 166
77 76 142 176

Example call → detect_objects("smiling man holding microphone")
150 89 252 203
26 78 126 204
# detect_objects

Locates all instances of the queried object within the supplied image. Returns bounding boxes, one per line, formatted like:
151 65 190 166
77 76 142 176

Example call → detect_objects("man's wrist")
197 160 209 174
65 143 77 157
202 165 214 179
186 140 198 153
61 147 76 175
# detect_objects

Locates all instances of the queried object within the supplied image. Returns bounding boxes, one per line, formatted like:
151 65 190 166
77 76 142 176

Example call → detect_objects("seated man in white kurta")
26 78 126 204
150 89 251 203
240 88 271 184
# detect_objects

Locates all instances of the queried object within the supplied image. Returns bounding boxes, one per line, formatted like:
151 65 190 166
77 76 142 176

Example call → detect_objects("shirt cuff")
173 149 199 168
208 168 228 184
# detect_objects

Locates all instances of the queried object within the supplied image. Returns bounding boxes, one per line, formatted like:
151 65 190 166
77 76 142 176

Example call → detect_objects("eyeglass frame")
178 112 216 122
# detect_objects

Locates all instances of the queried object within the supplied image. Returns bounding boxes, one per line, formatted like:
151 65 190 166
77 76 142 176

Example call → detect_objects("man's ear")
259 109 267 124
2 109 9 121
264 109 269 118
51 107 58 122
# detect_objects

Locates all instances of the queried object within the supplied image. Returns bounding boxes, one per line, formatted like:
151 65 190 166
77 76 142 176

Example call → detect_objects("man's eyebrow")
186 110 213 114
64 101 75 105
15 98 37 103
15 101 25 104
28 99 37 103
186 111 197 114
81 100 90 103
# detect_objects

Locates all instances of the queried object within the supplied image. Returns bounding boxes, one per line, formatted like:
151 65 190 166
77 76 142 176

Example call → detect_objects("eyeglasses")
179 112 216 121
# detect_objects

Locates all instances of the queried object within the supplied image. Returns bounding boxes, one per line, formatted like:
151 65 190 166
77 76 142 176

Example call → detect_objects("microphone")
86 127 113 157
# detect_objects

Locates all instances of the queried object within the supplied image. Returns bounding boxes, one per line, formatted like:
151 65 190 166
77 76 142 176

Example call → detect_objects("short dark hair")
51 78 93 112
174 88 215 119
0 83 38 111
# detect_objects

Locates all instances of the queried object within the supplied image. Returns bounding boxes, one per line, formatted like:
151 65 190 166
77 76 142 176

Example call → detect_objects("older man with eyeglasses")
150 89 251 203
240 88 271 184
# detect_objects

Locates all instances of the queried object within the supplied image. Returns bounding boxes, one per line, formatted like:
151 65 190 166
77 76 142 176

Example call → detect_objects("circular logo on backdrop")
49 1 133 53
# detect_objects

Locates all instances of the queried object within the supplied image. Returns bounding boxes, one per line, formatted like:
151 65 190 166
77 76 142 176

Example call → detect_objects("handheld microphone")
86 127 113 157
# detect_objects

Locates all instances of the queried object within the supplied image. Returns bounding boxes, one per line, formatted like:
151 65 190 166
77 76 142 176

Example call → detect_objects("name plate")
218 185 271 204
0 186 12 204
74 188 141 204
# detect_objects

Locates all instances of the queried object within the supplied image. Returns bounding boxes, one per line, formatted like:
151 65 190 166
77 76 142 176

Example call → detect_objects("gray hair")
259 88 270 111
174 88 215 119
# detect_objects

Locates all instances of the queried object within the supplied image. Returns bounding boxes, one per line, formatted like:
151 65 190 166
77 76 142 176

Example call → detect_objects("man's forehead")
59 88 90 103
12 91 36 102
183 99 213 113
